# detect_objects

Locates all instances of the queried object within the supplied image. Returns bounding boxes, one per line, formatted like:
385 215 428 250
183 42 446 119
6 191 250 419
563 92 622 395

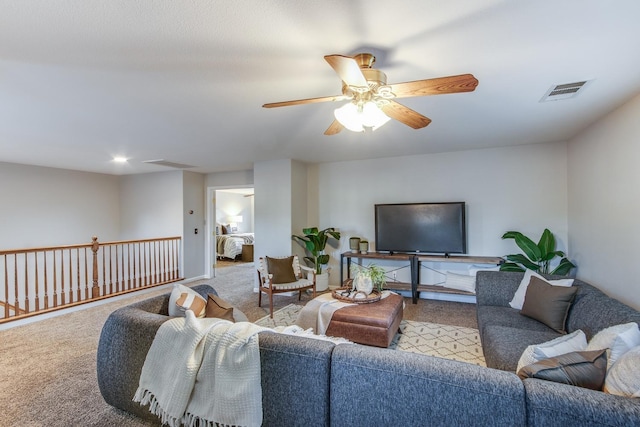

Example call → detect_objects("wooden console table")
340 251 503 303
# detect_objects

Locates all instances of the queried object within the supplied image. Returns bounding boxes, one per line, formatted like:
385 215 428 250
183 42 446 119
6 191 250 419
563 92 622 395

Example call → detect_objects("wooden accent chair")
257 255 316 318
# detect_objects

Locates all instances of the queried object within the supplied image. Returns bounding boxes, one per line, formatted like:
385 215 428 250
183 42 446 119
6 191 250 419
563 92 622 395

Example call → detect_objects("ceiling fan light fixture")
334 102 364 132
334 101 390 132
362 101 391 130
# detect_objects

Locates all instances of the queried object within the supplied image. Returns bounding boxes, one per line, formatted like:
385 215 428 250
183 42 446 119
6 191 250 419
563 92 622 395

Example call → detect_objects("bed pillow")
520 276 578 333
444 272 476 293
516 329 587 373
221 224 230 234
604 345 640 397
266 256 297 284
586 322 640 370
205 293 235 322
168 284 207 318
509 269 574 310
517 349 607 391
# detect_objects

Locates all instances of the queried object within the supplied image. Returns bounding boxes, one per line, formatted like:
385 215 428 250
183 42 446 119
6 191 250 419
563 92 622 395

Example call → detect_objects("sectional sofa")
97 276 640 426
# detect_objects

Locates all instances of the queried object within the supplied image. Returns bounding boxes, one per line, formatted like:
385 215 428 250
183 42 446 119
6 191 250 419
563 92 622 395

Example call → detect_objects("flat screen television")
374 202 466 255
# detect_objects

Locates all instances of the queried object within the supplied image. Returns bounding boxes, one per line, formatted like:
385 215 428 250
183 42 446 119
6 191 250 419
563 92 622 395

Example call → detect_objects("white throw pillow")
516 329 587 373
604 345 640 397
467 264 500 276
586 322 640 370
444 272 476 293
168 283 207 318
509 269 574 310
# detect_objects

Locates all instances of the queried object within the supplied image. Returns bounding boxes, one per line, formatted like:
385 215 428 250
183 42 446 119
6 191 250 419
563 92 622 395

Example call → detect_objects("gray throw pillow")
520 276 578 333
517 349 607 391
266 256 297 284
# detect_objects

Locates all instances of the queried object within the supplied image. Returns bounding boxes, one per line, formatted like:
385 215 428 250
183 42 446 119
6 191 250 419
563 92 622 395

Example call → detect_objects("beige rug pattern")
256 304 486 366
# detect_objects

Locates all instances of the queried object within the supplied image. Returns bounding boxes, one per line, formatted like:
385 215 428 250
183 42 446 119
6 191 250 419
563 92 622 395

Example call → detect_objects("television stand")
340 251 503 304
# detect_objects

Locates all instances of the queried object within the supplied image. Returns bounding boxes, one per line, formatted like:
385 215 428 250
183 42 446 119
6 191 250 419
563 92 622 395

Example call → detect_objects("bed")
216 233 254 260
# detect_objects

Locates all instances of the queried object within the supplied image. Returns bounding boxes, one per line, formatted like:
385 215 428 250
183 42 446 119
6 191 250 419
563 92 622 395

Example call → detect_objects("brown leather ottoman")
325 294 403 348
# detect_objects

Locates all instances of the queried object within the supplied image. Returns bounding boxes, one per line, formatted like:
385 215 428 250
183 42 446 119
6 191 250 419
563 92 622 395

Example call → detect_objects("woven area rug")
255 304 486 367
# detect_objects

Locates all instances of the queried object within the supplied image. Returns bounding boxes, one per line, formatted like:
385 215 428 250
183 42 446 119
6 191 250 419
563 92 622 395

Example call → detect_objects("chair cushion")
266 256 297 284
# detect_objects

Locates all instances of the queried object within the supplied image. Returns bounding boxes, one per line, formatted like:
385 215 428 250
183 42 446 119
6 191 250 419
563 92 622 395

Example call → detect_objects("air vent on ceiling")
540 80 592 102
142 159 196 169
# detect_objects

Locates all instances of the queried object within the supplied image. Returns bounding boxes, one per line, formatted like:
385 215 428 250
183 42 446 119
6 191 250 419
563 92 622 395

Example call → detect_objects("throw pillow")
221 224 230 234
516 329 587 373
586 322 640 370
517 349 608 391
604 345 640 397
520 276 578 333
509 269 574 310
204 293 235 322
168 284 207 318
444 272 476 293
266 256 297 284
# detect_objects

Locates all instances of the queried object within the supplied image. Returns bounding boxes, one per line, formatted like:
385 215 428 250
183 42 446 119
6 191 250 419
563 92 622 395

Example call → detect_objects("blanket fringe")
133 387 182 427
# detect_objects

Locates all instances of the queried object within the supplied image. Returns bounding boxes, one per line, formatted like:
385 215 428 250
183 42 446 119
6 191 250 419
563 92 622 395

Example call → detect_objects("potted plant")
350 263 387 294
292 227 341 291
499 228 576 275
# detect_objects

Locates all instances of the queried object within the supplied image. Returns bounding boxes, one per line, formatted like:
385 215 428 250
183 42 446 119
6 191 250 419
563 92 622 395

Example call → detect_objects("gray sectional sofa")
476 271 640 426
98 277 640 426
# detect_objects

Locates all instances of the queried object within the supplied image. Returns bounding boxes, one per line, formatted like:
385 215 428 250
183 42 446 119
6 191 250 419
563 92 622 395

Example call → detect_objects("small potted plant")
350 263 387 294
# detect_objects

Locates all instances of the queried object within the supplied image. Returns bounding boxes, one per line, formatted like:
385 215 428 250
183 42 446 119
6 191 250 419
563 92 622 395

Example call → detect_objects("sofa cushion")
518 349 607 391
168 283 207 317
483 325 560 371
516 329 587 373
604 345 640 397
520 276 578 333
509 269 574 310
205 293 235 322
586 322 640 370
566 284 640 339
477 305 557 339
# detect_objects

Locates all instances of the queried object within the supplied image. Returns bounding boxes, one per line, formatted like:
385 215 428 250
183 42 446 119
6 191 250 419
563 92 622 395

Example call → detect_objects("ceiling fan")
263 53 478 135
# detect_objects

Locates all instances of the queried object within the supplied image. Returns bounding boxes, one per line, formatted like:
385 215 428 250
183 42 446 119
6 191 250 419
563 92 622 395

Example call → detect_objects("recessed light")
113 156 128 163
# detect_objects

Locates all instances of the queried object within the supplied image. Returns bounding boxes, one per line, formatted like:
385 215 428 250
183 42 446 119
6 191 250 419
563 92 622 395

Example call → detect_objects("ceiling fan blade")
324 120 343 135
381 101 432 129
263 94 348 108
390 74 478 99
324 55 368 89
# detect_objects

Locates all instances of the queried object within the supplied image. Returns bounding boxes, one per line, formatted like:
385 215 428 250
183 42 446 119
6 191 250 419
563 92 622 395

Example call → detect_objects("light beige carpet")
255 304 486 366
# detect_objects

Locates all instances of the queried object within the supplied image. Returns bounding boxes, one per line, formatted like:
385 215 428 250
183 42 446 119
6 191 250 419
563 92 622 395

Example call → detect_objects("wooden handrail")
0 236 183 324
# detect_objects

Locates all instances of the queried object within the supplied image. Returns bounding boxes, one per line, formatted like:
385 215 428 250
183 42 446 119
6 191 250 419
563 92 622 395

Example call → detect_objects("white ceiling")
2 0 640 175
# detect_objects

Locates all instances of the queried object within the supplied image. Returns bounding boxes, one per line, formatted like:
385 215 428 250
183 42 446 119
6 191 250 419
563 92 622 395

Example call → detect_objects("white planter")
316 272 329 292
354 275 373 295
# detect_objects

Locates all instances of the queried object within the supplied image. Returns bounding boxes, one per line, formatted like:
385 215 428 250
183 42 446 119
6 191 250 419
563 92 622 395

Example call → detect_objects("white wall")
0 162 120 248
118 171 183 239
317 142 569 286
216 191 254 233
206 170 253 187
182 171 206 278
254 159 293 261
568 93 640 310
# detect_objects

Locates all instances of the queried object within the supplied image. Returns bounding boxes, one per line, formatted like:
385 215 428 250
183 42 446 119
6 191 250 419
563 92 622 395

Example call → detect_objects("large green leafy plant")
292 227 341 274
500 228 576 275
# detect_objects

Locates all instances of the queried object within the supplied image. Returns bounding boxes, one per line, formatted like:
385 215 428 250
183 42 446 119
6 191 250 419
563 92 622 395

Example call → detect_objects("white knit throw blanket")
133 311 270 427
